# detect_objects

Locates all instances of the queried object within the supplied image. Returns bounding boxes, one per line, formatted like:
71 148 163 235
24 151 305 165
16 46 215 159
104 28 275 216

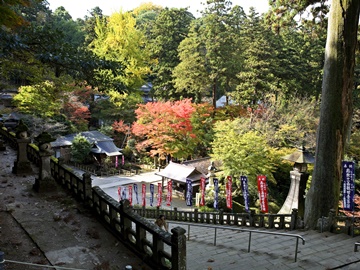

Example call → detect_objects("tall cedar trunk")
304 0 360 229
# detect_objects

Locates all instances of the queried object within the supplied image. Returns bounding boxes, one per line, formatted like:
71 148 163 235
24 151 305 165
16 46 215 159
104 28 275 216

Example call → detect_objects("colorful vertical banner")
157 183 162 207
115 155 118 168
200 177 206 207
257 175 268 213
342 161 355 211
117 186 121 202
142 184 146 207
122 186 127 200
240 176 250 212
226 176 233 209
213 178 219 209
133 184 139 205
121 155 125 165
166 180 172 206
186 179 193 206
128 185 133 206
150 184 154 206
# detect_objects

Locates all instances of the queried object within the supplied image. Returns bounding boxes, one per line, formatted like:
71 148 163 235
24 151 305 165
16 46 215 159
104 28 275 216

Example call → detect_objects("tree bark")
304 0 360 229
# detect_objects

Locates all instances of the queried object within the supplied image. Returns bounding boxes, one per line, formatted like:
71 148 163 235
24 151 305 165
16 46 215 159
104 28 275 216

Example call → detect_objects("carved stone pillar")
171 227 187 270
33 132 56 192
278 170 309 218
12 124 32 174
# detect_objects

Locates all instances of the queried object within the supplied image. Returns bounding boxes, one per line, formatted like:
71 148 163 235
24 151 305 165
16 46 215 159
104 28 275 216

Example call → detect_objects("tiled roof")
155 162 206 183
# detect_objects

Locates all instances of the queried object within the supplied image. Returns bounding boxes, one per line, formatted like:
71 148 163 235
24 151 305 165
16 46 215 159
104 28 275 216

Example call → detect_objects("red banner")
257 175 268 213
166 180 172 206
200 177 206 206
142 184 146 207
128 185 133 206
226 176 232 209
157 183 162 207
117 186 121 202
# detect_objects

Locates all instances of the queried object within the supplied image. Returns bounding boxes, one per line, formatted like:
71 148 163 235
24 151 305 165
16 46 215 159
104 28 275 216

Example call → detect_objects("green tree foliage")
172 19 211 103
173 0 244 107
267 0 360 229
90 90 142 126
71 134 92 163
52 6 85 48
13 79 69 118
90 11 151 90
148 8 194 100
83 6 104 46
211 119 276 202
210 96 319 209
132 2 163 35
232 8 278 109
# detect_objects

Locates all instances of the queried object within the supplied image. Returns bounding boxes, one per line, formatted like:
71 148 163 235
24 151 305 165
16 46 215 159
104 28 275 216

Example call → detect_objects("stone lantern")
12 120 33 174
33 132 56 192
278 146 314 218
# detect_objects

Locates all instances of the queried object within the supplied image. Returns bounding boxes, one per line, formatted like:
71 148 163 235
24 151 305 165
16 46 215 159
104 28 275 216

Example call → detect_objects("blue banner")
150 184 154 207
213 178 219 209
133 184 139 205
186 179 193 206
122 186 127 200
342 161 355 211
241 176 250 212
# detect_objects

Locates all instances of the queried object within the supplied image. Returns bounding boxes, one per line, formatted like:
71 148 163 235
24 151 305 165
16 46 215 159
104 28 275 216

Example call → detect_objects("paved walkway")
72 167 360 270
183 226 360 269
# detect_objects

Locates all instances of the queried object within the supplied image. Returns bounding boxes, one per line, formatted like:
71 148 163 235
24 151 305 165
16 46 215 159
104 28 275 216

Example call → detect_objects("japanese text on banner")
200 177 206 206
186 179 193 206
226 176 232 209
166 180 172 206
213 178 219 209
257 175 268 213
157 183 162 207
150 184 154 207
342 161 355 211
142 184 146 207
241 176 250 212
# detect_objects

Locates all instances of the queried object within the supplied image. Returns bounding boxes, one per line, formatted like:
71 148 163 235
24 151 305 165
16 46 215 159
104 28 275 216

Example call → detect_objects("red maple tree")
132 99 197 159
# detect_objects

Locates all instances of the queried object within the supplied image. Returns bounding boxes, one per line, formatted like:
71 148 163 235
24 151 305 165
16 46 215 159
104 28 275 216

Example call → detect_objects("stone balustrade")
133 207 298 230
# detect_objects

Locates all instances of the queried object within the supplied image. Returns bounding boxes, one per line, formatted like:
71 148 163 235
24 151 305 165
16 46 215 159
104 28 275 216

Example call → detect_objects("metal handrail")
168 220 305 262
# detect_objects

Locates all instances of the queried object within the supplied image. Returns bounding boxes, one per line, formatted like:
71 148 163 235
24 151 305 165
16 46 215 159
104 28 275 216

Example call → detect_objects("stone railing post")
194 208 198 223
119 200 132 241
290 208 298 230
328 209 336 232
219 209 224 224
58 157 64 166
171 227 187 270
156 206 160 218
249 210 255 227
12 125 32 174
83 172 92 205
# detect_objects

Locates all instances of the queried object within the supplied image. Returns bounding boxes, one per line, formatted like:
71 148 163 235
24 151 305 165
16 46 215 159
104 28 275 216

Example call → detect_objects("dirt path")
0 146 151 270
